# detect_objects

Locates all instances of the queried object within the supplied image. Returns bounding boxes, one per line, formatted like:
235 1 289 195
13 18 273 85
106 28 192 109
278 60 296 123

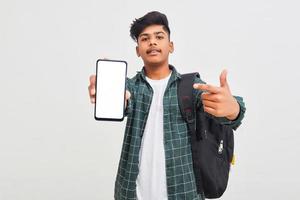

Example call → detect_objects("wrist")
226 100 240 121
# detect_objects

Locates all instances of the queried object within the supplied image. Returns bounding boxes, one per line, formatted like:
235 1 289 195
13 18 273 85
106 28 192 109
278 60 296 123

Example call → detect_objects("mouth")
146 48 161 55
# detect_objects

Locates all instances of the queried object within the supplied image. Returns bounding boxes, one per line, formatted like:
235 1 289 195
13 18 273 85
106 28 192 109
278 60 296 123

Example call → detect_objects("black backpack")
178 73 235 199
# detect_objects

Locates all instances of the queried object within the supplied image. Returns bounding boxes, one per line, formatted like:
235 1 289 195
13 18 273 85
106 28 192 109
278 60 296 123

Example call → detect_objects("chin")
145 60 163 67
144 57 165 66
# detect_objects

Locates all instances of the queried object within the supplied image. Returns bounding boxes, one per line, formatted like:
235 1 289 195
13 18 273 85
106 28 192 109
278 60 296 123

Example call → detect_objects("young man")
88 11 245 200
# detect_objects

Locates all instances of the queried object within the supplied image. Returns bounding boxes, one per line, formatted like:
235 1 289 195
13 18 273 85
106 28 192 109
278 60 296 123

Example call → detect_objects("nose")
149 37 157 46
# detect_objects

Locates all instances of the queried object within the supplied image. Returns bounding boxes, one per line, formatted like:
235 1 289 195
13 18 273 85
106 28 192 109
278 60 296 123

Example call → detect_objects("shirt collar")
137 64 181 83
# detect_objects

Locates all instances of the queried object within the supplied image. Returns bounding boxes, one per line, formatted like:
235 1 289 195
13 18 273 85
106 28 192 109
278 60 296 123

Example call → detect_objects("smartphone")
94 59 127 121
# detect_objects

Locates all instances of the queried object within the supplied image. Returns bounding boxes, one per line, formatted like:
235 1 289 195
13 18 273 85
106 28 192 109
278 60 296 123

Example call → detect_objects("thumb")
125 90 131 100
219 69 229 88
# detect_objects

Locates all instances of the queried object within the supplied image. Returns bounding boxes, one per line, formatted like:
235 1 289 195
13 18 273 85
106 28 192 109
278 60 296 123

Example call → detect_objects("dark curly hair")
130 11 171 42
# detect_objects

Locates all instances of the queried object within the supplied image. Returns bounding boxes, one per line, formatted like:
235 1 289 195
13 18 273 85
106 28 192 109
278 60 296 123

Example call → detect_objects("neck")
144 61 171 80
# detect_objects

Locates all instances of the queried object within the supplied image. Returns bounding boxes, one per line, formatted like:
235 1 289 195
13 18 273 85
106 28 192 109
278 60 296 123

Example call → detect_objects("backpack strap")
178 73 201 140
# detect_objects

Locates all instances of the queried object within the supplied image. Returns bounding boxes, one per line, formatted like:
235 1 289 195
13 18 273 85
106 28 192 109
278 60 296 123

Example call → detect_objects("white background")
1 0 299 199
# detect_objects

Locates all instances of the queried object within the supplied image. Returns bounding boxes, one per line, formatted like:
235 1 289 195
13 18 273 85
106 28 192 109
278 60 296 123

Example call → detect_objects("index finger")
89 75 96 85
193 83 221 94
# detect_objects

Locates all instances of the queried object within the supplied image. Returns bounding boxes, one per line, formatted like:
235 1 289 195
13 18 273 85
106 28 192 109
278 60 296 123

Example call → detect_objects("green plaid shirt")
114 66 245 200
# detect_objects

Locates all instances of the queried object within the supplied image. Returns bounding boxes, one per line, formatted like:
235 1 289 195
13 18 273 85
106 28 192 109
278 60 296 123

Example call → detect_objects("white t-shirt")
136 73 171 200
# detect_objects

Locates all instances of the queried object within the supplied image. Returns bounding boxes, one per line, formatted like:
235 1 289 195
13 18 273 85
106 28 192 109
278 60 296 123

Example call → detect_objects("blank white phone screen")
95 60 127 120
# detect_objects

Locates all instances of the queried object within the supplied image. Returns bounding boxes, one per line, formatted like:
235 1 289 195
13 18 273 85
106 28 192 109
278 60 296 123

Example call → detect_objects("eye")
141 37 148 42
157 35 164 40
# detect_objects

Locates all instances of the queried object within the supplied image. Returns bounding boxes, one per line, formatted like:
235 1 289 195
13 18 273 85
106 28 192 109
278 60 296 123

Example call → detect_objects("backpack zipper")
218 140 224 154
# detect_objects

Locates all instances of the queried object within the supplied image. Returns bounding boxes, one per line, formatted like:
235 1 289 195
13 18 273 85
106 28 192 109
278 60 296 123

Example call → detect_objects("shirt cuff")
124 98 132 116
221 96 246 130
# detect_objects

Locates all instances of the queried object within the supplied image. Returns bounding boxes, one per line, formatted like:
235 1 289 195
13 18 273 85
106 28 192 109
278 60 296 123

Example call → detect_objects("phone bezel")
94 59 127 121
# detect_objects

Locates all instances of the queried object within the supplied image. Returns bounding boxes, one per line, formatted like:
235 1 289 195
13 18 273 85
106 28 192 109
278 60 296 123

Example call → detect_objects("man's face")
136 25 174 67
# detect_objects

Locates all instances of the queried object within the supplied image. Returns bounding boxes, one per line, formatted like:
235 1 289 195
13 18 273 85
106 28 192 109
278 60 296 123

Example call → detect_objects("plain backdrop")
1 0 300 199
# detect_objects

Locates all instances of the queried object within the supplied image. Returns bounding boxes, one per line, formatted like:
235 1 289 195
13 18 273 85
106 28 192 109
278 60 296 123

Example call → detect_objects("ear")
136 46 140 57
169 41 174 53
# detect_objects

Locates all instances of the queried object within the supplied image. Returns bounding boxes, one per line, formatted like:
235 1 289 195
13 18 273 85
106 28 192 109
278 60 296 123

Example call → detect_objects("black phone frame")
94 59 128 121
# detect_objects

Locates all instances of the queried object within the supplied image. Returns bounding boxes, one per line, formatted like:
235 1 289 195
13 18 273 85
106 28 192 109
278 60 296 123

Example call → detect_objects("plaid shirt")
114 66 246 200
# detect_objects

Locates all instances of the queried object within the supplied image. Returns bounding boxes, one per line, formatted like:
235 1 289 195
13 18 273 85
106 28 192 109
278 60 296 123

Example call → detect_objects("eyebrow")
139 31 166 38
